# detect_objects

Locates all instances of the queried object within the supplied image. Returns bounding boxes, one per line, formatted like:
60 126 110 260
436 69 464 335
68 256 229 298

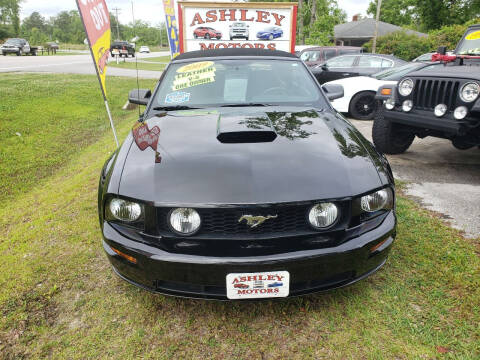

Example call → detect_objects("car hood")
119 108 385 205
326 76 397 93
407 65 480 79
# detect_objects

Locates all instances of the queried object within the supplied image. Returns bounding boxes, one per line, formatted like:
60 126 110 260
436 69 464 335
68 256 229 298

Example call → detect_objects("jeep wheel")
372 107 415 154
349 91 376 120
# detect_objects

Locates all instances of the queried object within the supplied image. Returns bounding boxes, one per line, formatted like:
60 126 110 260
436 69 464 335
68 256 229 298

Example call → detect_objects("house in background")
334 17 427 47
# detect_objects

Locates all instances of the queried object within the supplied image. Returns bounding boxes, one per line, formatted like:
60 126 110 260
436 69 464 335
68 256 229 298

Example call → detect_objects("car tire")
216 36 221 40
269 34 273 40
205 34 210 39
372 107 415 154
194 34 198 39
17 50 22 56
349 91 377 120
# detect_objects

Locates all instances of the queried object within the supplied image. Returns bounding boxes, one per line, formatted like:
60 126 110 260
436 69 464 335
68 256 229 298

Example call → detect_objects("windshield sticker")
165 91 191 104
466 31 480 40
132 122 162 163
172 62 216 91
177 61 214 73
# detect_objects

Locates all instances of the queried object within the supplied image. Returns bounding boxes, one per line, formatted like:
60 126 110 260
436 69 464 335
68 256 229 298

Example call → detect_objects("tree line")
0 2 168 47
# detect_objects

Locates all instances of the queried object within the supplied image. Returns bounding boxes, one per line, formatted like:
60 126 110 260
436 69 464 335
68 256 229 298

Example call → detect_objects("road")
351 119 480 238
0 51 169 79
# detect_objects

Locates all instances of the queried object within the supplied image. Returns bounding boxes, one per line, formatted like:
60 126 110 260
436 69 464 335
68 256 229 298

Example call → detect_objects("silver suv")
229 22 249 40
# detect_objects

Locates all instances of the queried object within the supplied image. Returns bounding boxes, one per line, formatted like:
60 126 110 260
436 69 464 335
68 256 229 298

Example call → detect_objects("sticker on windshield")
177 61 214 73
165 91 191 104
172 61 216 91
466 31 480 40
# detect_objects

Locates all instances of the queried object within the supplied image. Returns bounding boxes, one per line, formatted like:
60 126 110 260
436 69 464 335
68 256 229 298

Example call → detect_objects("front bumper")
1 48 19 53
385 108 477 136
102 211 396 300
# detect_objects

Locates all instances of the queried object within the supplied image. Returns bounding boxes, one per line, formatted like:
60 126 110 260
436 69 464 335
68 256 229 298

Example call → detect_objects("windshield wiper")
220 103 275 107
152 105 202 111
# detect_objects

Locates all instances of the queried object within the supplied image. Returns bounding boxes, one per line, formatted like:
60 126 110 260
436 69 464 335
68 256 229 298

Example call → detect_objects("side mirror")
437 46 447 55
128 89 151 105
322 84 344 101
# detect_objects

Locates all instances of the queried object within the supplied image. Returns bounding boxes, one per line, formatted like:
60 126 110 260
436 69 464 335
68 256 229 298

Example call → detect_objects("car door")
313 55 358 84
356 56 393 76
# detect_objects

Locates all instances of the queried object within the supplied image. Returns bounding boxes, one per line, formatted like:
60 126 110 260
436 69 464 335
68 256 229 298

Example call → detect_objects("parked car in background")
412 52 435 62
0 38 37 56
194 27 222 40
326 62 443 120
139 46 150 53
257 26 283 40
100 48 397 300
294 45 319 56
229 22 249 40
299 46 363 67
311 54 407 85
110 41 135 57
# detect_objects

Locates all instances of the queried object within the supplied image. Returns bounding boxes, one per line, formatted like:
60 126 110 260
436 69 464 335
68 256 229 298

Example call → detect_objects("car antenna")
131 1 142 121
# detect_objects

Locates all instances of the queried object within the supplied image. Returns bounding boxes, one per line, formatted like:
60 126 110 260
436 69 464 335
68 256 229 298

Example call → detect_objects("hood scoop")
216 113 277 144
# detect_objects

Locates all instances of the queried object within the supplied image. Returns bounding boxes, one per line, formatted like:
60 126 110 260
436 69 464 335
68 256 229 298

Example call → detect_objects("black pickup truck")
1 38 38 56
110 41 135 58
373 24 480 153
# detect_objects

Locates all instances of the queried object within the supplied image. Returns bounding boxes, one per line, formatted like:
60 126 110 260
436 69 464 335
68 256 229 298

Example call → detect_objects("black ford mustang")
98 49 396 300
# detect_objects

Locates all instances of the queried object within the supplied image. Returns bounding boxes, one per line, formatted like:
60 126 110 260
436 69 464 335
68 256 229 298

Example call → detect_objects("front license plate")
226 271 290 300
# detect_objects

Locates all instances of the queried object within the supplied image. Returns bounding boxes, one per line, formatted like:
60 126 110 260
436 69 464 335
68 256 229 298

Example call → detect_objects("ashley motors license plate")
226 271 290 300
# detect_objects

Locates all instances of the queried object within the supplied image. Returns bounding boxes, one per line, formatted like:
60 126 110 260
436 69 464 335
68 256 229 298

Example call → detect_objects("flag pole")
76 0 119 148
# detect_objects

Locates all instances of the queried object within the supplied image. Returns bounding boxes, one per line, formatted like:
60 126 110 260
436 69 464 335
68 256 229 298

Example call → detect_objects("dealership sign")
177 1 298 53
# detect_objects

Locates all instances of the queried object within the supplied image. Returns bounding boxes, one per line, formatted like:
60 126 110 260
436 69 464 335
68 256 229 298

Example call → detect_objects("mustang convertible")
98 49 396 300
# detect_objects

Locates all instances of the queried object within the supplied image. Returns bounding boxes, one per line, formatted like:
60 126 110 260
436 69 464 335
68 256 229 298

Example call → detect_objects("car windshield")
457 29 480 55
373 63 424 80
300 51 320 62
5 39 22 45
152 59 325 109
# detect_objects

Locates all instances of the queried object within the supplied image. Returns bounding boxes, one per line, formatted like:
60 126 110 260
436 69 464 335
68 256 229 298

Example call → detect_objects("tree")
368 0 480 32
0 0 22 37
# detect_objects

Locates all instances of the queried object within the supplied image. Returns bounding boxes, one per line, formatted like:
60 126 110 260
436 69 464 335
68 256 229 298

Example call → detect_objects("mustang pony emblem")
239 215 278 228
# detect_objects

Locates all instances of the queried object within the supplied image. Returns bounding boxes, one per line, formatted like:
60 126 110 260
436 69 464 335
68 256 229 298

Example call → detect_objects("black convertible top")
173 48 298 61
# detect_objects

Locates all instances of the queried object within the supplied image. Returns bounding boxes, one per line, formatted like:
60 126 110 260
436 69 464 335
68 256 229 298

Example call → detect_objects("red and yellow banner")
76 0 111 98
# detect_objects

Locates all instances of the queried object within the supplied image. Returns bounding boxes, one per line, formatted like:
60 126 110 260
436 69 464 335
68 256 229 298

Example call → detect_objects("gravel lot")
351 119 480 238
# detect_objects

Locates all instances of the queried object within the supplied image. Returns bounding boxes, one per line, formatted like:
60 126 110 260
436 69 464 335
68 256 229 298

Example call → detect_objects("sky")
20 0 372 25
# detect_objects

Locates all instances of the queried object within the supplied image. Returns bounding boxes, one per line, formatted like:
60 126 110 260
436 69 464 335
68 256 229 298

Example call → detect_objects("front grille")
412 78 460 110
157 204 315 236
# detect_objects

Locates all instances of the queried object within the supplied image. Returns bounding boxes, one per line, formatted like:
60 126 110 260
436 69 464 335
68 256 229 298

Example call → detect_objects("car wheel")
205 34 210 39
194 34 198 39
349 91 377 120
372 107 415 154
269 34 273 40
17 50 22 56
217 36 221 40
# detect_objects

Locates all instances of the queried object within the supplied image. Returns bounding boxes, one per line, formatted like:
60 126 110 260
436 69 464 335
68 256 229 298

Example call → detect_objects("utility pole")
112 7 121 40
372 0 382 54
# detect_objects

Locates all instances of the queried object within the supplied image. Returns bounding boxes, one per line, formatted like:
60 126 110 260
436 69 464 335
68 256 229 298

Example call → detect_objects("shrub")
363 31 432 61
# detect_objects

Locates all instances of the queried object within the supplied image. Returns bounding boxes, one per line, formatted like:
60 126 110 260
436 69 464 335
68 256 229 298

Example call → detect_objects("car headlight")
361 188 394 213
308 203 339 229
454 106 468 120
398 78 414 97
402 100 413 112
385 98 395 110
169 208 201 235
460 82 479 102
107 198 143 222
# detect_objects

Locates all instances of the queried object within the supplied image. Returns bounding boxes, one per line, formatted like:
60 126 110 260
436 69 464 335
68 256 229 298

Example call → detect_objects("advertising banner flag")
76 0 111 99
76 0 118 147
177 2 298 54
163 0 180 58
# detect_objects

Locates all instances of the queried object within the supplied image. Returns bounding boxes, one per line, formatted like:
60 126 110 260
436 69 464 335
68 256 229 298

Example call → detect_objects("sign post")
76 0 119 147
177 2 298 54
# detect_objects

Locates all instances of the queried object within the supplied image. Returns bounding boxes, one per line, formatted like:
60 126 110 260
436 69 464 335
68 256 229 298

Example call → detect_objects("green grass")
139 55 171 63
0 73 479 359
0 73 156 202
108 59 167 71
